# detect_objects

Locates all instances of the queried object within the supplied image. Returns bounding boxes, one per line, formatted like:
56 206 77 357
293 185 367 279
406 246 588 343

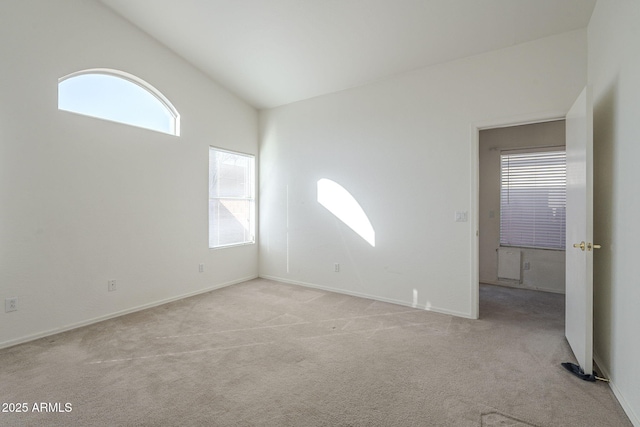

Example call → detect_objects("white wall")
0 0 258 348
259 30 587 318
479 121 566 294
589 0 640 424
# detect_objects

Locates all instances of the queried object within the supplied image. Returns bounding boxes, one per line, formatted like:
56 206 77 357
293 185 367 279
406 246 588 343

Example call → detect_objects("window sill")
209 241 255 250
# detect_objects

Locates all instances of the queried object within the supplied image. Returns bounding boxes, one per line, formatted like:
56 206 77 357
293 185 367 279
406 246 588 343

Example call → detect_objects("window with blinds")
209 148 255 248
500 149 566 250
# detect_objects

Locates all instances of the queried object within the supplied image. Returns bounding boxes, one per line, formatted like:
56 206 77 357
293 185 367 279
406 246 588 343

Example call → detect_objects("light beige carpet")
0 279 632 426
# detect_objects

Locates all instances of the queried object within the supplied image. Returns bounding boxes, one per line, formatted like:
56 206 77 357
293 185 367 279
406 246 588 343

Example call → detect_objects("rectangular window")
500 149 566 250
209 147 255 248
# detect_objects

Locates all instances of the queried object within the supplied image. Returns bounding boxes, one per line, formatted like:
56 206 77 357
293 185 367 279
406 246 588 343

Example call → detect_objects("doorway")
477 120 567 316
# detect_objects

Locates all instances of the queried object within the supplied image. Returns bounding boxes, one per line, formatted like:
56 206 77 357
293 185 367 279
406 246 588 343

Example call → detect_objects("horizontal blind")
500 150 566 250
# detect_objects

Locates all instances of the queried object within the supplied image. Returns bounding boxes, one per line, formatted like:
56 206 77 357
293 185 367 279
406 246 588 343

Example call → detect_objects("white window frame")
500 147 566 250
208 147 256 249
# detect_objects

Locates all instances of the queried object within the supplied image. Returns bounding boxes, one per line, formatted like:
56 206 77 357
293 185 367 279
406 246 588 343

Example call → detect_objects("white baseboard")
259 274 475 319
593 352 640 427
480 280 565 295
0 275 258 350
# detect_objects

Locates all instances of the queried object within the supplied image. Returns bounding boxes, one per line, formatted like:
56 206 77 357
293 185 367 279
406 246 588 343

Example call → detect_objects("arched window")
58 69 180 136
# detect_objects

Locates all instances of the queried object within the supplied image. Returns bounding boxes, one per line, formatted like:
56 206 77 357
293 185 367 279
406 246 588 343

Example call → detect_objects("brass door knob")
588 243 602 251
573 241 586 251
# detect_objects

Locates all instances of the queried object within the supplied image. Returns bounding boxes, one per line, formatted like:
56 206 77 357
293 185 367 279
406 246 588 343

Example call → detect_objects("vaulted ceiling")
100 0 596 109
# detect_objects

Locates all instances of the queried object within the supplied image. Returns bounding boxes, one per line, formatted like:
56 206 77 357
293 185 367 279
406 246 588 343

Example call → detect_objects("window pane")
58 70 179 135
209 151 252 198
209 199 253 247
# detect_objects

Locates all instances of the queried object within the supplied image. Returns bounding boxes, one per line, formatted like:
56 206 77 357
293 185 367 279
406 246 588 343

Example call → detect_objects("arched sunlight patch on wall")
317 179 375 247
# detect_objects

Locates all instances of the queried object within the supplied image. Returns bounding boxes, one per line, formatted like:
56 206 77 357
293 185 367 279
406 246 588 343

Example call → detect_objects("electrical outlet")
334 263 340 272
199 263 204 273
524 262 531 270
5 297 18 313
108 280 117 292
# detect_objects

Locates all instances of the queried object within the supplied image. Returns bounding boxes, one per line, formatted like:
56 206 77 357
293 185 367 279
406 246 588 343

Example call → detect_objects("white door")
565 86 595 375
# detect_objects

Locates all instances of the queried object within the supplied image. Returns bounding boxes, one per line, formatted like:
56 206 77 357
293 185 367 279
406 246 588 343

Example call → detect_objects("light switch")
455 211 468 222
